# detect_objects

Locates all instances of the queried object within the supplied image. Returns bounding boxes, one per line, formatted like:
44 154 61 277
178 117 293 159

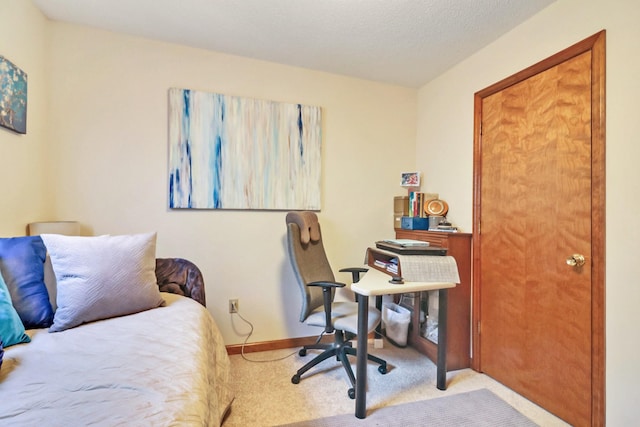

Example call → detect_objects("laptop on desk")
375 241 447 256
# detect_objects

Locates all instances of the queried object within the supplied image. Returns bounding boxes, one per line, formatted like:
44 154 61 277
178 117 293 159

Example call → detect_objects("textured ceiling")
33 0 556 88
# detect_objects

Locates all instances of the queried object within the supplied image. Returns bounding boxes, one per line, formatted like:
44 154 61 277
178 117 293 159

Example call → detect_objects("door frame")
471 31 606 425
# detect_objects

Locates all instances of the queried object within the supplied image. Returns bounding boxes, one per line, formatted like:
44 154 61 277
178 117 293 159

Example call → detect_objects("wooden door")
473 32 605 427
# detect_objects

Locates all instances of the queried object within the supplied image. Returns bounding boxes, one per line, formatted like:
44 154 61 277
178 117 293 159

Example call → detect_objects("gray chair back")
286 219 336 322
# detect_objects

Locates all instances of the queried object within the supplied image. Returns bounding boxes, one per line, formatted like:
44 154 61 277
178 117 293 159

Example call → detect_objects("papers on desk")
399 255 460 283
382 239 429 247
376 241 447 256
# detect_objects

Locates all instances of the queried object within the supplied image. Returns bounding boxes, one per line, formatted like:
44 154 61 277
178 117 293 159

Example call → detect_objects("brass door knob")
566 254 586 267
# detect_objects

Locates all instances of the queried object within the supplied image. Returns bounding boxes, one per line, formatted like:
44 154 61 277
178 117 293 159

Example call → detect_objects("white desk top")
351 267 456 297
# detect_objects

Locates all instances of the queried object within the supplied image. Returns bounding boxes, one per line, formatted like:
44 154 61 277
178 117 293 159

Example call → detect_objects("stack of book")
408 192 427 217
373 258 399 274
407 192 439 217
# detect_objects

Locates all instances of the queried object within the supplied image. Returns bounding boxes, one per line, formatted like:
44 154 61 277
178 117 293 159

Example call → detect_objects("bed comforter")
0 292 234 426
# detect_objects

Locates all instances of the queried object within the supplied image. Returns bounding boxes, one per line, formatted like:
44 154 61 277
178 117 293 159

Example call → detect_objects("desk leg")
355 294 369 419
436 288 448 390
375 295 383 337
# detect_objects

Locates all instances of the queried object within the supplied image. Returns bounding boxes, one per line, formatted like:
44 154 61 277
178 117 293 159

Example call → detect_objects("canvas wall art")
168 88 322 210
0 56 27 134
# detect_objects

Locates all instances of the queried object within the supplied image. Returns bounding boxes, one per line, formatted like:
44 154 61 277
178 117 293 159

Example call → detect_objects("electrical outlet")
229 299 239 313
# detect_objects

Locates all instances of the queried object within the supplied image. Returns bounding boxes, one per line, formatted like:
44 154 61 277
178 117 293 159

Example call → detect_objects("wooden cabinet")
393 229 472 371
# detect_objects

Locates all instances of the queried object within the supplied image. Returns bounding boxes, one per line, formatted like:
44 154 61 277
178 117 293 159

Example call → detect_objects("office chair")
285 211 387 399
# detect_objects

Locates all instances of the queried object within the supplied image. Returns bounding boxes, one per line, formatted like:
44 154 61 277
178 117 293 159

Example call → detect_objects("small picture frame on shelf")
400 171 420 187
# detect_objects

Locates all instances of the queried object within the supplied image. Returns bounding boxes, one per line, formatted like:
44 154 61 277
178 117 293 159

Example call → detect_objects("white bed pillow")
41 232 165 332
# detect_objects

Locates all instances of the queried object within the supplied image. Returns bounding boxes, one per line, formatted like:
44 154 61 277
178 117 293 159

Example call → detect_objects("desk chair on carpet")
285 211 387 399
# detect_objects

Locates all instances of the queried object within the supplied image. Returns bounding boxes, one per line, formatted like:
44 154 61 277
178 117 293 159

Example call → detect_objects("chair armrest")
308 281 345 333
308 281 346 289
339 267 369 283
339 267 369 302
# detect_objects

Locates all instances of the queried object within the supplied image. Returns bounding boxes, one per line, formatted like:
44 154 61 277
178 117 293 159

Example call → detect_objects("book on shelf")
408 191 429 218
374 260 388 269
430 228 459 233
373 258 398 274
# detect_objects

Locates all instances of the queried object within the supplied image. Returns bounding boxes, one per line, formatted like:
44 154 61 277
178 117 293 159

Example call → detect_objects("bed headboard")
155 258 206 307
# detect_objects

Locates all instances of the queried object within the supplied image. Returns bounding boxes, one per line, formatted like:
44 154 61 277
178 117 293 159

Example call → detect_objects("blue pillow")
0 271 31 347
0 236 53 328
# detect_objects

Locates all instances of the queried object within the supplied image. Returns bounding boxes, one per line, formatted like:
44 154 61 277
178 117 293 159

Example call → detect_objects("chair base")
291 331 387 399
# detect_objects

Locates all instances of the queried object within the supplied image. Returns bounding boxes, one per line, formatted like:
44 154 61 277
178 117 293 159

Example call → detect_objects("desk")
351 268 456 419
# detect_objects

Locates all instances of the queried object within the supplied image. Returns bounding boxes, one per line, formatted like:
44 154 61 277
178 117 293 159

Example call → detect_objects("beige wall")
0 1 52 235
39 15 417 344
416 0 639 424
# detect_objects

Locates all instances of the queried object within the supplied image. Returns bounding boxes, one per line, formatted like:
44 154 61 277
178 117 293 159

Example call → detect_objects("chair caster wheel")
348 388 355 399
299 349 307 357
291 374 300 384
378 364 388 374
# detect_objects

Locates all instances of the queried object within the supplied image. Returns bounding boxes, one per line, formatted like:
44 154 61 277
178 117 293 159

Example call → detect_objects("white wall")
41 23 416 343
0 0 52 235
416 0 640 424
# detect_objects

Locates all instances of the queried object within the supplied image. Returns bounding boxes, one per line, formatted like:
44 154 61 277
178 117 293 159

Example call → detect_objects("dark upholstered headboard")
155 258 206 307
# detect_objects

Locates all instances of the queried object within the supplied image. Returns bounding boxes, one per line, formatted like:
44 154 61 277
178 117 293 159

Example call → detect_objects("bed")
0 234 234 426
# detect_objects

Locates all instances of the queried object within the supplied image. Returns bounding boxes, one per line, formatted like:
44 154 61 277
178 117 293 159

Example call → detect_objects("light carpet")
276 388 538 426
223 342 569 426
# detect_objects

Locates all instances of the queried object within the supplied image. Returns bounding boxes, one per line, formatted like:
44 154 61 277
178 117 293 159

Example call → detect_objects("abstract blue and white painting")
168 88 322 210
0 56 27 134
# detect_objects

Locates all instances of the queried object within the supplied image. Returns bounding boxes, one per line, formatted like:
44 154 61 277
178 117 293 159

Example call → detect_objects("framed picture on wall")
168 88 322 210
400 171 420 187
0 55 27 134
